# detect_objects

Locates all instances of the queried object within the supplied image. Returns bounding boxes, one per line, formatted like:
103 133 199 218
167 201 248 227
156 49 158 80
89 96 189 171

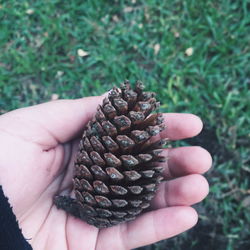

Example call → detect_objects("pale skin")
0 95 212 250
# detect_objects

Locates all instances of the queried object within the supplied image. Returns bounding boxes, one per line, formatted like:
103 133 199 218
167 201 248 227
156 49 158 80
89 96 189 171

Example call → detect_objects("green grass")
0 0 250 249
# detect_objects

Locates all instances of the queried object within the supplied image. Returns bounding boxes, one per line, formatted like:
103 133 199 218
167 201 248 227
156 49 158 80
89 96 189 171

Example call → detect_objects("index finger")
159 113 203 140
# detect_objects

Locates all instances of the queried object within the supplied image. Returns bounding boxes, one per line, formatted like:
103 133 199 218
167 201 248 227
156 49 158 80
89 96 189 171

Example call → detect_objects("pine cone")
54 80 167 228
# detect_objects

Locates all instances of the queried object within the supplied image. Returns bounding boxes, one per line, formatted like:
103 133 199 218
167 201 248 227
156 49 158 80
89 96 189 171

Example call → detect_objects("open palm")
0 95 211 250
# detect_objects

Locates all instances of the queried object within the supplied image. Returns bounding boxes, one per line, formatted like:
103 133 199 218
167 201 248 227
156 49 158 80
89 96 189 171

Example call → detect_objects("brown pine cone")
54 80 167 228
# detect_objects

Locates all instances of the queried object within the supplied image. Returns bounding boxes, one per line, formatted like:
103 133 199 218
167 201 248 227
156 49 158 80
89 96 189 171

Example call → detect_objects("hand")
0 95 212 250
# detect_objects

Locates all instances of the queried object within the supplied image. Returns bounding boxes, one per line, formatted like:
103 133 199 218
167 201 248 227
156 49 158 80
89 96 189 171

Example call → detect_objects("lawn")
0 0 250 249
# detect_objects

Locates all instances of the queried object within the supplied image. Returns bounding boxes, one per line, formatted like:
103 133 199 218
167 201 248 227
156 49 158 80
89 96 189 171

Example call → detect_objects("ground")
0 0 249 249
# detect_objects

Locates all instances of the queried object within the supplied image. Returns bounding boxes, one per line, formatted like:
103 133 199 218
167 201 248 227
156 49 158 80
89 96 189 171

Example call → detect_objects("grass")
0 0 250 249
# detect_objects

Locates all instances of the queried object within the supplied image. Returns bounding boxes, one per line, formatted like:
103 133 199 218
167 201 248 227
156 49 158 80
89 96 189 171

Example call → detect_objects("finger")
159 113 203 140
0 96 104 147
96 206 198 250
151 174 209 209
0 102 202 147
162 146 212 179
